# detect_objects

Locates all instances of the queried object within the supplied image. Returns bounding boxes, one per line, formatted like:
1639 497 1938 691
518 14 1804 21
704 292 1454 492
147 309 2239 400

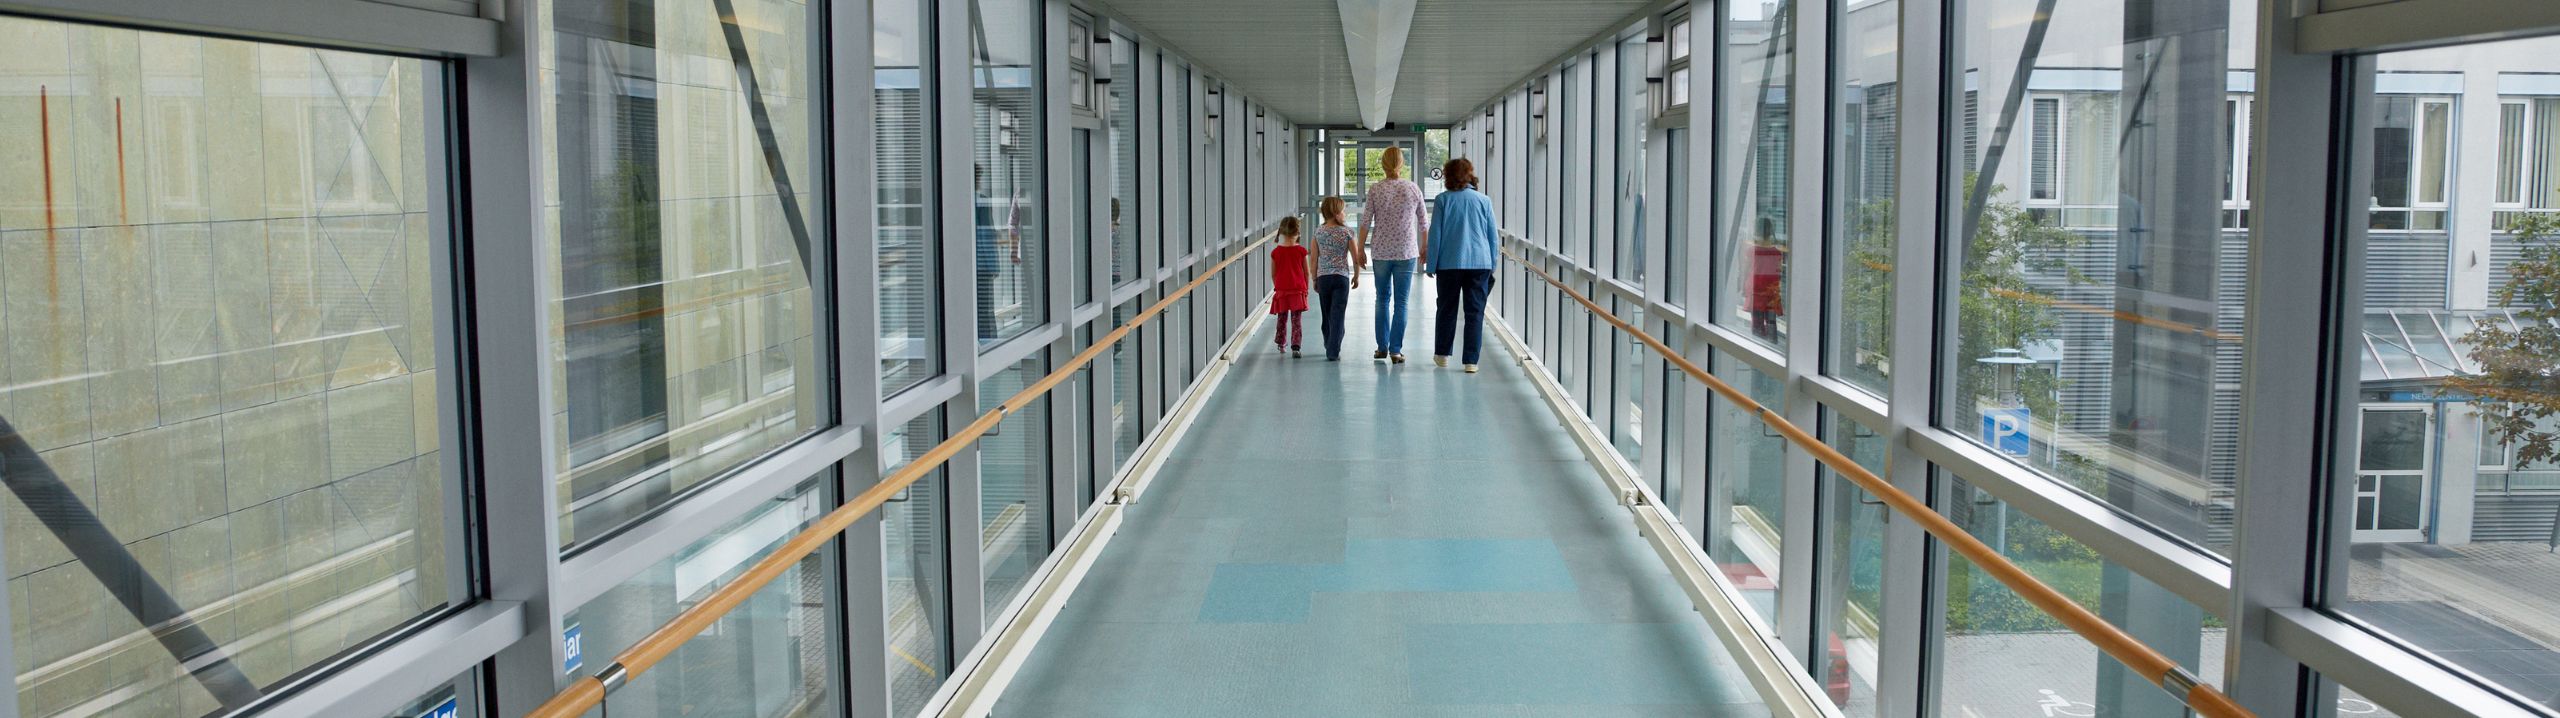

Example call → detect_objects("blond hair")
1381 146 1405 178
1319 196 1347 224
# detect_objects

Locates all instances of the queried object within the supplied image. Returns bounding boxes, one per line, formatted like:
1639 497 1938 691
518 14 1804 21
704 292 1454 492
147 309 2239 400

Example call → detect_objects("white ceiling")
1093 0 1655 127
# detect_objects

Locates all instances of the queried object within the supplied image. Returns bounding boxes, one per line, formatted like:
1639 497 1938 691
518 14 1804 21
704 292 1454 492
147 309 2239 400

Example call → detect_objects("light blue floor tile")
998 279 1768 716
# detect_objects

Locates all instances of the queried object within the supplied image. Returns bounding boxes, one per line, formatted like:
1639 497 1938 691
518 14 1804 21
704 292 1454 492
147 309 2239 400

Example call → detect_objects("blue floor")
998 279 1769 717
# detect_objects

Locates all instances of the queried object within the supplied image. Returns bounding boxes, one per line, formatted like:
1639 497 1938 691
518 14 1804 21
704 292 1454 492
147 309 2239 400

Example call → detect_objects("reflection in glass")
1718 0 1795 346
0 18 455 715
1112 303 1144 469
545 0 826 547
1707 354 1788 628
879 0 940 395
1943 0 2244 555
1618 35 1650 285
980 351 1052 623
1110 34 1139 286
1815 414 1887 715
568 480 838 718
972 0 1045 345
1937 476 2219 718
1831 0 1897 394
1665 128 1691 302
2342 36 2560 712
884 410 950 715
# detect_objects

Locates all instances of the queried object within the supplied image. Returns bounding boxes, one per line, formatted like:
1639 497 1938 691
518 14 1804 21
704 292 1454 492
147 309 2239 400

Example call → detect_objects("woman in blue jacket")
1425 158 1500 373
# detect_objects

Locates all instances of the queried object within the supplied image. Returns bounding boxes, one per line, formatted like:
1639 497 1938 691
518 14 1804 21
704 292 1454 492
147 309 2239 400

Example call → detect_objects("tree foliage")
1844 176 2086 423
2450 213 2560 466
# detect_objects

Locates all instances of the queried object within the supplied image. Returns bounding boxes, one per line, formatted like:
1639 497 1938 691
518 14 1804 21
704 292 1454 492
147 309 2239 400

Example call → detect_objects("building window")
2369 94 2453 231
1 18 462 716
879 0 941 396
545 0 828 546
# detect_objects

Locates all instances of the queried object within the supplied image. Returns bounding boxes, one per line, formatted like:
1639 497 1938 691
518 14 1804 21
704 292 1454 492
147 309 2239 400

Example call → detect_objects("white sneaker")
1433 356 1449 368
1464 364 1480 374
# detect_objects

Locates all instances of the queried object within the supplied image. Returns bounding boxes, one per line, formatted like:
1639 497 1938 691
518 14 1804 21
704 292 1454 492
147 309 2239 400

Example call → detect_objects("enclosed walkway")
999 284 1768 717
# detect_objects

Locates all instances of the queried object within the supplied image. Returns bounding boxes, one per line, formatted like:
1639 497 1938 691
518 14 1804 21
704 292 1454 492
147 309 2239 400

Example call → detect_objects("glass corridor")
2 0 2558 717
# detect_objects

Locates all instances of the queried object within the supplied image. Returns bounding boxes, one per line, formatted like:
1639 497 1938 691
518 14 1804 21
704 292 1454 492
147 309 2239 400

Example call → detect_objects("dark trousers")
1433 269 1495 364
1314 274 1351 359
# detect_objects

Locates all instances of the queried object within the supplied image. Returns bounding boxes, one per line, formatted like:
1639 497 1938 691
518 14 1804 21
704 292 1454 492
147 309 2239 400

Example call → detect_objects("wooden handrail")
1505 249 2253 718
526 234 1276 718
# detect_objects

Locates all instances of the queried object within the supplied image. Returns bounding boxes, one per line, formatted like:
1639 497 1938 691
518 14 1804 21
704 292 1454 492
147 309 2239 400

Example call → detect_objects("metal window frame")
0 0 1307 715
1465 1 2560 717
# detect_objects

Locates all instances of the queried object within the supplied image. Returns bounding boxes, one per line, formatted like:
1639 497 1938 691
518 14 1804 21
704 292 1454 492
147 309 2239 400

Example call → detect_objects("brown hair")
1279 215 1301 237
1381 146 1404 177
1442 158 1478 193
1319 196 1347 224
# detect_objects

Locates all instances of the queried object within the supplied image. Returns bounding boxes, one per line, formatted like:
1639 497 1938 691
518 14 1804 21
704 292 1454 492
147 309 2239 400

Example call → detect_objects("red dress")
1270 244 1311 313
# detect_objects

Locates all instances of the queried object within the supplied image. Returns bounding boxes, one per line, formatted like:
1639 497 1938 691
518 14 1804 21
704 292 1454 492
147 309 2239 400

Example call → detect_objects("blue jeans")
1372 259 1416 353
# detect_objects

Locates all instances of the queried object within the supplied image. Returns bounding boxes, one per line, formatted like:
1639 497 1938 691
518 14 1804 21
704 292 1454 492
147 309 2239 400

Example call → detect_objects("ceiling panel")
1093 0 1654 126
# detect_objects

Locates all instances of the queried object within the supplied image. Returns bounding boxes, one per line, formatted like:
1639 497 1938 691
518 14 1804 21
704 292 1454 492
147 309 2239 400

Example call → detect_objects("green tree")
2451 213 2560 465
1843 176 2087 425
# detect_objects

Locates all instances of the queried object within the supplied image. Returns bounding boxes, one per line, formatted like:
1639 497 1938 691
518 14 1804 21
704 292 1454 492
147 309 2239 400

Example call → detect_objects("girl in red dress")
1269 216 1313 357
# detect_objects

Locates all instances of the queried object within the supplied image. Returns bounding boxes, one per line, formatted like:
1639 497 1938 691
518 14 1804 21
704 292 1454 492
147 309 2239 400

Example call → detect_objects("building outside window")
1 17 461 716
543 0 828 548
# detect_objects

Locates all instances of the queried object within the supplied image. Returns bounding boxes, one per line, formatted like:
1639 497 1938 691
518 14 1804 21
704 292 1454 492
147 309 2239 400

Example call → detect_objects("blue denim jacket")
1426 188 1499 271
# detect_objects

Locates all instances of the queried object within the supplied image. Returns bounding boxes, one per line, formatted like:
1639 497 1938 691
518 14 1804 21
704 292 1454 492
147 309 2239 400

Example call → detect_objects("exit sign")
1409 123 1428 133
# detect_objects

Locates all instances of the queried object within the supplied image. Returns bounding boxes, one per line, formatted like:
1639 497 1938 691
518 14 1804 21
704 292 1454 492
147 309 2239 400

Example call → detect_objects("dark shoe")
1391 353 1407 364
1374 350 1388 362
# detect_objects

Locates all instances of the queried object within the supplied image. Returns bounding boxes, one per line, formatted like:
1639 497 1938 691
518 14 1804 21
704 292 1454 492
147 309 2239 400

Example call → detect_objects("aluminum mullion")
829 0 889 707
1802 375 1887 435
934 0 989 654
2224 2 2354 712
1040 1 1074 560
885 376 966 429
457 0 573 711
1871 0 1936 709
1777 0 1832 666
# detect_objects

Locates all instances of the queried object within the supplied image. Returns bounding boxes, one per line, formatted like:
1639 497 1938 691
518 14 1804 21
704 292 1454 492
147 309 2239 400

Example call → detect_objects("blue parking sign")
562 623 584 674
1981 407 2032 457
421 697 458 718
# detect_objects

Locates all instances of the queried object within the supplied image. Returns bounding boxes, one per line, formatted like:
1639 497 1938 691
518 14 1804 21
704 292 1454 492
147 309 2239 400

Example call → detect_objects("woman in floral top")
1358 147 1428 364
1312 196 1365 361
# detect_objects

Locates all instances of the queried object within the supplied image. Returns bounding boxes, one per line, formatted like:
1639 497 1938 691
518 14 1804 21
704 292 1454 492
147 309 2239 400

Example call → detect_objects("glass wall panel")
0 19 459 715
543 0 826 547
1814 413 1886 715
1665 128 1692 302
1706 353 1788 627
1074 130 1095 305
884 410 951 716
1717 0 1795 346
1617 34 1650 285
1936 476 2221 718
1613 299 1645 464
1831 0 1897 394
1941 0 2244 555
1112 302 1143 468
2335 35 2560 713
971 0 1045 345
878 0 939 395
1655 322 1688 506
980 351 1051 622
1171 64 1192 259
1109 35 1139 286
569 479 839 718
